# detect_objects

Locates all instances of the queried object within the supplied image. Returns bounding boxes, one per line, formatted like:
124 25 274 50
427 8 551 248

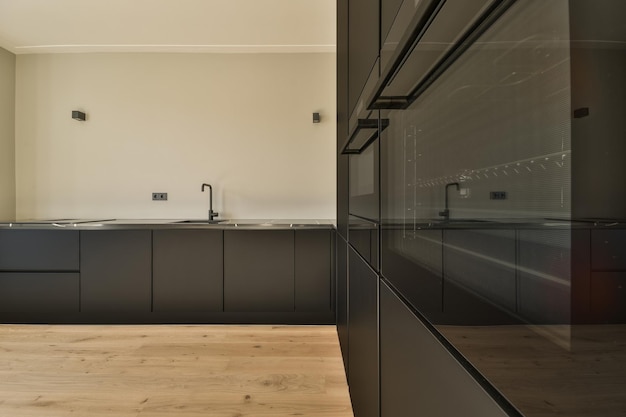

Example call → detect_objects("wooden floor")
439 324 626 417
0 325 354 417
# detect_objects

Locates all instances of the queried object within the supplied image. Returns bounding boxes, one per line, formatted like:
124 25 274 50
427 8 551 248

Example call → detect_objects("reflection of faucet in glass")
439 182 460 220
201 183 219 221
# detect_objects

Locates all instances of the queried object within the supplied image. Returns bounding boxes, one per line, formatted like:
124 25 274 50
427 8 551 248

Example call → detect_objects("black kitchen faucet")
201 183 219 221
439 182 460 220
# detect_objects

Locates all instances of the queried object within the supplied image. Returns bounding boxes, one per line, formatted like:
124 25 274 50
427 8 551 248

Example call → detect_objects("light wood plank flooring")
0 325 354 417
439 324 626 417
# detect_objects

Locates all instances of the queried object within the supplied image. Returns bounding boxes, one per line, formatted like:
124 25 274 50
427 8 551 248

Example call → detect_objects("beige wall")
15 53 336 220
0 47 16 221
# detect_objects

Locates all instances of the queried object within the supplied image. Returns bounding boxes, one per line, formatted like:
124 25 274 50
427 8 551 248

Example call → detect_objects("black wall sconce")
312 112 321 123
72 110 86 121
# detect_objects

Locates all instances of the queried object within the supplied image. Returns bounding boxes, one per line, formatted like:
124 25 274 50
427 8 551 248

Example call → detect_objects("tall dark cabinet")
347 248 379 417
336 235 349 372
338 1 626 417
347 0 379 117
379 281 509 417
335 0 350 382
336 0 349 240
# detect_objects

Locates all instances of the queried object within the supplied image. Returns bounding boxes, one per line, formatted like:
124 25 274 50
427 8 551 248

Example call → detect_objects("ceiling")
0 0 336 54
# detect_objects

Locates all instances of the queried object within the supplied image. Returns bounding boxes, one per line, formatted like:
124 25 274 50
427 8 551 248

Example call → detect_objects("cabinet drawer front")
0 230 79 271
592 230 626 270
0 273 79 313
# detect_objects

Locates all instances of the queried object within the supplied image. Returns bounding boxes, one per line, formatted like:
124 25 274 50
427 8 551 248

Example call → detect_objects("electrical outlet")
490 191 507 200
152 192 168 201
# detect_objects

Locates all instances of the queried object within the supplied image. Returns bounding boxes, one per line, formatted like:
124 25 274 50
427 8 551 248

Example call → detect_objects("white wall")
0 47 16 221
15 53 336 220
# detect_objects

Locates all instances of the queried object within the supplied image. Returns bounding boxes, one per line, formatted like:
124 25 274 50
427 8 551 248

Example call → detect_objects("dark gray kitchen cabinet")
348 247 379 417
152 229 223 312
80 230 152 313
443 229 519 325
224 230 294 312
295 230 333 312
348 0 379 116
517 229 572 324
591 229 626 270
0 230 79 271
336 235 349 373
380 281 509 417
0 273 79 313
590 272 626 323
0 230 80 314
336 0 350 240
590 229 626 323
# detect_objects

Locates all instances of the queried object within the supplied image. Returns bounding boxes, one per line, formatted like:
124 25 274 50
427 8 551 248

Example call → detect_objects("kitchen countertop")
2 218 625 230
378 218 626 230
0 218 336 230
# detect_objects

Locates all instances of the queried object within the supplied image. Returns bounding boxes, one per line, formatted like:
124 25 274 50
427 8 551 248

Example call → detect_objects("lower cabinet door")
348 247 379 417
295 230 333 312
379 281 509 417
590 271 626 323
337 236 349 373
0 273 79 313
224 230 294 312
80 230 152 313
153 229 224 312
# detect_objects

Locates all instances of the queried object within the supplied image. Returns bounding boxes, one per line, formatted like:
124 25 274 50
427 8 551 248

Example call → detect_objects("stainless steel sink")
230 222 324 228
445 219 490 223
173 220 231 224
169 220 326 229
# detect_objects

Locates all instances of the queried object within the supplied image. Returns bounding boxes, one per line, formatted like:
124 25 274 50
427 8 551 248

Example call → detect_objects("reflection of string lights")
411 150 571 187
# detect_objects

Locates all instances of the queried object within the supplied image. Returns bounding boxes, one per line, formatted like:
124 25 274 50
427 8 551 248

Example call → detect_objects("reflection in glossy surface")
380 0 626 415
